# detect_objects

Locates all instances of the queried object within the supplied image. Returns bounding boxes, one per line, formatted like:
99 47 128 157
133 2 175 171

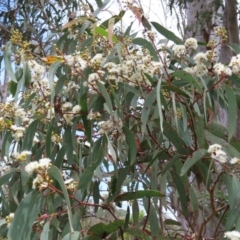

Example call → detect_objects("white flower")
224 230 240 240
230 157 239 165
193 63 208 77
208 144 222 153
15 108 26 119
88 73 100 84
185 38 198 50
184 67 194 75
90 53 103 65
208 144 228 163
17 151 32 161
39 158 51 169
193 53 207 64
32 174 44 189
64 178 74 185
25 161 39 175
72 105 81 114
173 45 186 57
62 102 73 111
213 63 232 76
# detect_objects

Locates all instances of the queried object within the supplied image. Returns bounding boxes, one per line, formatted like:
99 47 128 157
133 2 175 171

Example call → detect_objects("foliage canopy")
1 0 240 240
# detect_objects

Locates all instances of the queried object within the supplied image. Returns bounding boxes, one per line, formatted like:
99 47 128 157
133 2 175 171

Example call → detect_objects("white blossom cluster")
10 125 25 141
229 54 240 74
11 150 32 162
97 117 125 141
64 53 87 71
81 52 162 92
25 158 52 190
207 144 239 164
224 230 240 240
62 102 81 125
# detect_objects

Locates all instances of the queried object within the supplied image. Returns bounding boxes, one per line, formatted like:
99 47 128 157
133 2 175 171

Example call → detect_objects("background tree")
1 1 240 240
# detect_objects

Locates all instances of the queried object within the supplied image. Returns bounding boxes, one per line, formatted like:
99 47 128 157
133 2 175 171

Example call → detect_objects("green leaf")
23 62 31 87
63 126 74 164
225 202 240 230
132 38 158 61
78 147 103 190
4 42 17 83
48 166 74 233
172 70 202 92
48 61 61 105
163 121 191 154
97 82 113 114
0 168 18 186
226 85 237 141
123 126 137 166
171 171 188 217
228 43 240 54
181 149 207 176
162 155 181 175
46 119 54 159
125 228 150 240
194 114 206 148
87 220 124 239
156 78 163 132
124 206 130 229
95 0 103 7
22 119 39 150
141 88 156 133
1 131 12 158
151 22 183 44
164 219 181 226
8 191 45 240
114 190 165 202
40 221 50 240
94 26 118 43
62 231 80 240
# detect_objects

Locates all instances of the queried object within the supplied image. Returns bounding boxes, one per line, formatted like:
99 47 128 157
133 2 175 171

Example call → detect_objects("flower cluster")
5 213 15 224
208 144 239 165
25 158 52 190
11 150 32 162
62 102 81 125
97 116 125 142
224 230 240 240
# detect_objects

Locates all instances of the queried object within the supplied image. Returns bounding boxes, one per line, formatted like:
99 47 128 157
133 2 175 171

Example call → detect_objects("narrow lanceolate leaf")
108 18 115 47
114 190 165 202
97 82 113 114
48 61 61 105
8 191 45 240
228 43 240 54
181 149 207 176
132 38 159 61
172 70 202 92
40 221 50 240
156 78 163 132
78 147 103 190
48 166 74 233
151 22 183 44
125 228 151 240
123 126 137 166
87 220 124 239
45 119 54 159
226 85 237 141
22 119 39 150
141 88 156 133
4 42 17 82
62 232 80 240
171 171 188 217
0 168 18 186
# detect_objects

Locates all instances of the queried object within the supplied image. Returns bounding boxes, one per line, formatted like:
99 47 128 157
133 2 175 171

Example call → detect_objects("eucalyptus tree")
1 1 240 240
